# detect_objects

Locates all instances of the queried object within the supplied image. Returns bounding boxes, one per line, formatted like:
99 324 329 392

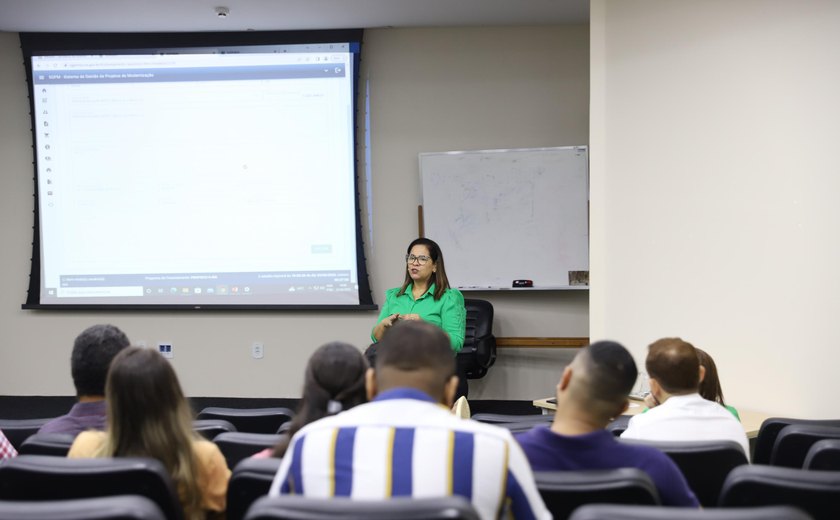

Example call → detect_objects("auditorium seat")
196 407 294 434
214 432 284 469
471 413 552 425
534 468 660 520
0 418 54 451
192 419 237 440
17 432 75 456
620 438 748 507
227 457 283 520
0 495 167 520
719 465 840 520
569 504 813 520
769 424 840 468
457 299 497 379
753 417 840 465
803 439 840 471
0 455 184 520
243 495 481 520
607 414 632 437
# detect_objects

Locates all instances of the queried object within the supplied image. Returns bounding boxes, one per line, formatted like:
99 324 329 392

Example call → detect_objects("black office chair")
0 455 184 520
192 418 237 440
243 495 481 520
457 299 497 379
753 417 840 465
607 415 632 437
719 465 840 520
214 432 284 469
228 457 283 520
804 439 840 470
769 424 840 468
569 504 813 520
0 418 55 450
534 468 660 520
0 495 167 520
620 438 748 507
17 432 76 456
196 407 294 434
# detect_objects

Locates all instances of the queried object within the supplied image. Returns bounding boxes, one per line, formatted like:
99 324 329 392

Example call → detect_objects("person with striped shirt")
269 320 550 520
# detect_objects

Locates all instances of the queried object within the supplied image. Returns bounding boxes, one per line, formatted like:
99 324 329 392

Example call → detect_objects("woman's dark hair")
272 342 368 457
696 347 726 407
397 237 450 300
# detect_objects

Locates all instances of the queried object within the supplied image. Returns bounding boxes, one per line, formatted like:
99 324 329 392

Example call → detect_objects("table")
532 397 771 439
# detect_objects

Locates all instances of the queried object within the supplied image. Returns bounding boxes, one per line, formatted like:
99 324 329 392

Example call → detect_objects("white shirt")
269 388 550 520
620 393 750 458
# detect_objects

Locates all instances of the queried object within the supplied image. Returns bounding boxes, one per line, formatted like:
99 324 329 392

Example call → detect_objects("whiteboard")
420 146 589 290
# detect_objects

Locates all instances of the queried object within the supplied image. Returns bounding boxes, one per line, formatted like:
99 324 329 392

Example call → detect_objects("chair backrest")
243 495 481 520
0 455 184 520
457 299 496 379
753 417 840 465
18 432 76 456
606 415 632 437
804 438 840 471
769 424 840 468
196 407 294 434
0 418 54 450
569 504 813 520
0 495 167 520
227 457 283 520
470 413 552 425
534 468 660 520
214 432 284 469
621 438 748 507
719 464 840 520
192 419 238 440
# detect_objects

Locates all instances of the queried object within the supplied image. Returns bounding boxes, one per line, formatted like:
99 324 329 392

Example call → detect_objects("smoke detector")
215 6 230 18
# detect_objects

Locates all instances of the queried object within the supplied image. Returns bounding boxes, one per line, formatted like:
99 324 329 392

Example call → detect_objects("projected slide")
29 42 365 307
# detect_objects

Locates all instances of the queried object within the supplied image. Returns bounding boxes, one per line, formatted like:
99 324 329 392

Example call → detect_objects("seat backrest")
770 424 840 468
214 432 284 469
192 419 238 440
0 455 184 520
753 417 840 465
243 495 481 520
804 438 840 471
196 407 294 434
18 432 76 456
470 413 552 425
0 418 54 451
534 468 660 520
227 457 283 520
0 495 167 520
620 438 748 507
458 299 496 379
606 415 632 437
569 504 813 520
719 464 840 520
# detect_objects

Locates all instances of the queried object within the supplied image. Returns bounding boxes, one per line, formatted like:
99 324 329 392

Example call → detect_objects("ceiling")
0 0 589 33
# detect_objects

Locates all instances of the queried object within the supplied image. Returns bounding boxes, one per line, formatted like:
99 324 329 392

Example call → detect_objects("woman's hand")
373 313 400 341
399 313 422 321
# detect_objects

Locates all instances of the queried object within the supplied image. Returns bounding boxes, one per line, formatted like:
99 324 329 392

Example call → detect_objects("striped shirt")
0 429 17 461
269 388 550 520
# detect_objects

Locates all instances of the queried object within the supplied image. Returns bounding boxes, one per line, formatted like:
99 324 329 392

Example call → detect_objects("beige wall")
590 0 840 417
0 25 589 401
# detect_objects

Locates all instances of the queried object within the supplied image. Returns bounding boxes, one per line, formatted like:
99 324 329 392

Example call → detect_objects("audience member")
269 320 550 520
252 341 368 459
621 338 749 457
39 324 130 436
0 429 16 461
68 347 230 520
696 347 740 420
516 340 699 507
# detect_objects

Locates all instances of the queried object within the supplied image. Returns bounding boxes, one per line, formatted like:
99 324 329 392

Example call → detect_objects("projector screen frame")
19 29 376 311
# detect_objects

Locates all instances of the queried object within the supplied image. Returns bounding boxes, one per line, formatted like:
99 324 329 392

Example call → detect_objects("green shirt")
372 283 466 353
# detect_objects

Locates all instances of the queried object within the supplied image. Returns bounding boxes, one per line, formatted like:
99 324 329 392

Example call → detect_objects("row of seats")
2 453 839 520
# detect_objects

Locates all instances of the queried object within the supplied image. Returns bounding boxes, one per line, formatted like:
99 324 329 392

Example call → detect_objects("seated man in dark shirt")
39 324 130 436
516 340 699 507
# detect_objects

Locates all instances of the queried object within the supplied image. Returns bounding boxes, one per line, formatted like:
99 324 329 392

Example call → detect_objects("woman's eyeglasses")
405 254 431 265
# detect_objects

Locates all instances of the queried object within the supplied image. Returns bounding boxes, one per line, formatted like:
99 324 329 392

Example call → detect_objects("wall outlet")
158 342 174 359
251 342 264 359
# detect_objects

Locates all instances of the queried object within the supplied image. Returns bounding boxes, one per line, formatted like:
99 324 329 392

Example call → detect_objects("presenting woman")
371 237 467 394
